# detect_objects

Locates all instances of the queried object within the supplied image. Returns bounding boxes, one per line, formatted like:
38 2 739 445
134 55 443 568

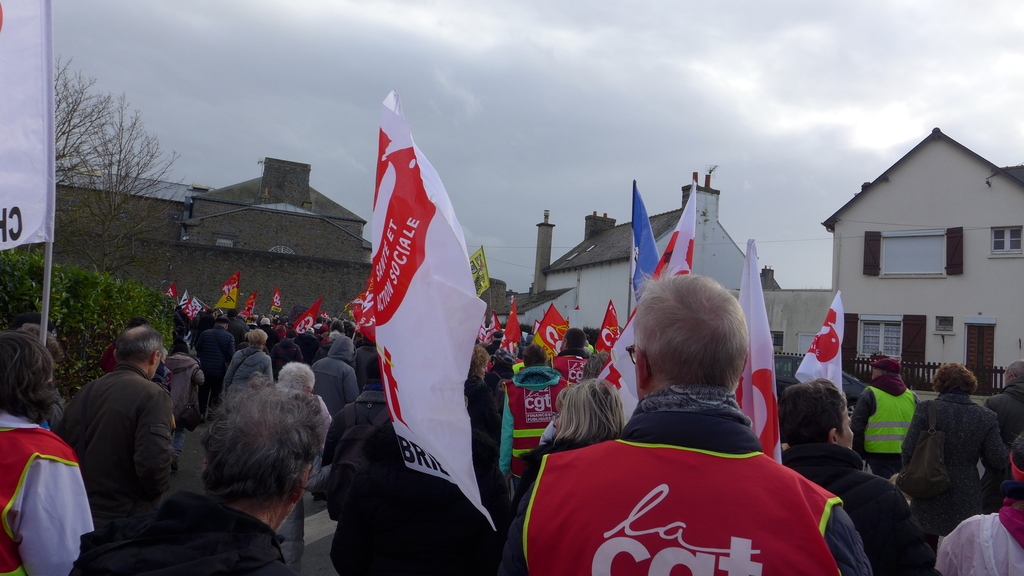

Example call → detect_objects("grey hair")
633 274 748 390
1005 360 1024 380
114 325 164 364
277 362 315 393
554 379 626 444
201 386 321 505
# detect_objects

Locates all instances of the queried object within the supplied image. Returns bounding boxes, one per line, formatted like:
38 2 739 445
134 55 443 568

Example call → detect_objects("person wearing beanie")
851 357 919 479
485 329 504 356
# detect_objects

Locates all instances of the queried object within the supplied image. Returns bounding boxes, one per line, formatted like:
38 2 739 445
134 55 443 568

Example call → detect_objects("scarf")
635 384 752 427
869 372 907 396
1000 480 1024 549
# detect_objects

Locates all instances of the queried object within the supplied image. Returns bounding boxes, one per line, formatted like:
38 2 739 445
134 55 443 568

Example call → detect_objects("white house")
825 127 1024 370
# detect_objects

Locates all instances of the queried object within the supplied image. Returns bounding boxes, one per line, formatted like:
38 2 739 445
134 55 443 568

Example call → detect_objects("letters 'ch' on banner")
270 286 282 313
469 246 490 297
532 304 568 358
293 297 322 334
0 0 55 250
596 300 620 354
369 91 491 526
501 296 520 355
737 240 781 461
215 271 240 309
795 292 844 385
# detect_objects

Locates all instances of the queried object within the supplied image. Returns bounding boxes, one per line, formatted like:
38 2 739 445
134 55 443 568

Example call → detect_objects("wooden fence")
843 357 1005 395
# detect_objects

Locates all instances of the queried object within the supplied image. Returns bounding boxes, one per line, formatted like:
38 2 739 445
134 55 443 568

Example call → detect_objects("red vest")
504 380 568 477
552 356 587 384
0 427 80 575
524 441 841 576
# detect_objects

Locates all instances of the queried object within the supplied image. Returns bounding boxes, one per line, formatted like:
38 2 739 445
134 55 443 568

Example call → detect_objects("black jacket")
982 376 1024 512
465 376 502 450
71 491 293 576
294 333 321 367
499 407 872 576
330 423 511 576
195 326 235 377
783 443 938 576
260 325 281 350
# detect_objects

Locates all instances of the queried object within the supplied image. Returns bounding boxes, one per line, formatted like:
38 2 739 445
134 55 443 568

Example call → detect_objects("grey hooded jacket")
224 347 273 390
312 336 359 417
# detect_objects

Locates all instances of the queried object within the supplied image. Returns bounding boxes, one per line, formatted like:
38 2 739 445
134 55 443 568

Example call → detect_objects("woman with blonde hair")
902 362 1008 551
510 378 626 511
224 328 272 390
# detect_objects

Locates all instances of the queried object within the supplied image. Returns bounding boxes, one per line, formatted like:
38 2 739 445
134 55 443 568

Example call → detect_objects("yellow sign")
469 247 490 297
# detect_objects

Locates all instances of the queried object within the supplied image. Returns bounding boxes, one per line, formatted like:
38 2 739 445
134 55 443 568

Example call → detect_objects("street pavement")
168 423 339 575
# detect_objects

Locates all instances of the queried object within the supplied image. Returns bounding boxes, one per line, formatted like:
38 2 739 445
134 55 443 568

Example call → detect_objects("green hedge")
0 249 173 398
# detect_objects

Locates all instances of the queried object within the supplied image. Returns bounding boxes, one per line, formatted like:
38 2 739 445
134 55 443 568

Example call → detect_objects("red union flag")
293 297 322 334
164 283 177 299
596 300 620 354
796 292 845 385
652 174 698 279
501 296 521 354
736 240 781 461
368 91 490 526
242 290 258 319
270 286 282 313
597 309 639 414
532 304 568 358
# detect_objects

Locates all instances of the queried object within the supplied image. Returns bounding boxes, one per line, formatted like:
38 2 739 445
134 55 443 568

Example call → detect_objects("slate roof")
508 288 574 313
823 128 1024 232
201 177 366 223
546 209 682 273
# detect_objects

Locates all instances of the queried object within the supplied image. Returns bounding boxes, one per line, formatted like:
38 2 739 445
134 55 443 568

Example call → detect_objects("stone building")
55 157 371 316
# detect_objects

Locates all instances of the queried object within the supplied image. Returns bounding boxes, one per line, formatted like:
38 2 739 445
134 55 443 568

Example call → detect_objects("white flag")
179 290 190 307
370 91 490 526
652 174 698 278
795 291 845 385
737 240 781 461
0 0 55 249
597 310 639 415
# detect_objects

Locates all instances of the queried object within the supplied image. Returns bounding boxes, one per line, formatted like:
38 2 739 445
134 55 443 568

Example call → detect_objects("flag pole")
39 241 54 345
626 264 633 317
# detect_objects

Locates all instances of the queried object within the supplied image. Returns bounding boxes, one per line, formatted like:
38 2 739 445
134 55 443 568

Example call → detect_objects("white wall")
762 290 834 354
832 136 1024 367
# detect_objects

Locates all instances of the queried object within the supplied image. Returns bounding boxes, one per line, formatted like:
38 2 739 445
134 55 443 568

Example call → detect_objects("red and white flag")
477 314 491 344
183 296 203 320
270 287 282 313
293 297 322 334
736 240 781 461
0 0 55 250
532 304 568 358
179 290 190 307
531 319 541 337
369 91 490 525
164 283 178 299
795 292 845 385
501 297 521 354
597 310 639 414
242 291 258 320
652 174 698 279
595 300 620 354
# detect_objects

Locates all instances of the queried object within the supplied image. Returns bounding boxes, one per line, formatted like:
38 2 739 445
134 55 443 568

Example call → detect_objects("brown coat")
55 363 174 527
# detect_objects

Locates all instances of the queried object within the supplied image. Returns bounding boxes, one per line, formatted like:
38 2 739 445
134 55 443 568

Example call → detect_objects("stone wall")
105 240 371 317
262 158 312 208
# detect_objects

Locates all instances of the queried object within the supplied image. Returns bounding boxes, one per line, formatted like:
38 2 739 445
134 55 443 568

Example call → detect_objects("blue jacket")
194 326 235 377
498 402 873 576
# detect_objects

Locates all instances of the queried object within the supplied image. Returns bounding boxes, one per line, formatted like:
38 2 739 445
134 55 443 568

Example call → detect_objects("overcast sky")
52 1 1024 293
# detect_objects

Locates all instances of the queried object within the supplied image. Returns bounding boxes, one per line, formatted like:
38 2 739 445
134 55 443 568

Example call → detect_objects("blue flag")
631 181 659 298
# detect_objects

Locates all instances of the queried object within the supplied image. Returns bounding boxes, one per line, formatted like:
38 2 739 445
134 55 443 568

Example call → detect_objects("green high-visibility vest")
864 386 917 454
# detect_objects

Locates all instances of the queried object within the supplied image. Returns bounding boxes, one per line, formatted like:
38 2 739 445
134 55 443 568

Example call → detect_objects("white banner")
0 0 55 249
597 310 639 415
795 291 845 385
371 91 490 526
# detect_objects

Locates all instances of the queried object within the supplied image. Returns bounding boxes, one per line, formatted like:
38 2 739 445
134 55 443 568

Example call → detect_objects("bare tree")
54 61 179 274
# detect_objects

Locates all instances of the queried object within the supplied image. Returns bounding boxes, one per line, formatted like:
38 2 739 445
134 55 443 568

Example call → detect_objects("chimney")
584 211 616 240
704 173 712 189
533 210 555 294
760 266 779 290
261 158 312 207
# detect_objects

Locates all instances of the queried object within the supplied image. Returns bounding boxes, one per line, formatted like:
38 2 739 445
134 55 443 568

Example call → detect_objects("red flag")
349 286 376 341
532 304 568 357
270 287 282 313
501 296 521 354
164 283 177 299
293 297 323 334
242 291 258 320
477 313 490 344
532 319 541 336
596 300 620 354
215 271 241 309
182 296 203 320
652 174 698 279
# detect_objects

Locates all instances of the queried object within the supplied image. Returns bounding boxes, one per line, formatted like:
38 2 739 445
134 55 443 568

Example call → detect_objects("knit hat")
869 358 901 373
493 348 516 366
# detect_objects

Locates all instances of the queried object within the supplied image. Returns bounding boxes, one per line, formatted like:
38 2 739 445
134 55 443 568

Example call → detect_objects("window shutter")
863 231 881 276
901 315 926 363
945 227 963 275
843 313 859 359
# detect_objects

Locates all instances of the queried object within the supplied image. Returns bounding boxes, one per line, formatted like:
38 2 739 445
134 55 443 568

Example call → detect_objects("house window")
992 227 1022 253
882 230 945 274
861 321 902 356
771 331 784 349
269 245 295 254
935 316 954 332
214 237 235 248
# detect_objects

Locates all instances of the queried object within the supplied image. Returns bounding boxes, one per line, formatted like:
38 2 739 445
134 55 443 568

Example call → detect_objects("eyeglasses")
626 344 637 365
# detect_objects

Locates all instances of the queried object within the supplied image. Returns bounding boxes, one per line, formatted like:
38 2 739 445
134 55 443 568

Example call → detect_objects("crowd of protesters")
2 275 1024 575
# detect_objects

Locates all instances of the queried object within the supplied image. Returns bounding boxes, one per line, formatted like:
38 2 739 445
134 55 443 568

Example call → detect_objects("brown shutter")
982 326 995 368
946 227 963 275
843 313 859 359
863 231 881 275
901 315 926 362
966 325 980 368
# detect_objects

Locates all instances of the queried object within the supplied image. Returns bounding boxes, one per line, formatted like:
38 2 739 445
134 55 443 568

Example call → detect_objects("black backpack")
326 401 390 520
